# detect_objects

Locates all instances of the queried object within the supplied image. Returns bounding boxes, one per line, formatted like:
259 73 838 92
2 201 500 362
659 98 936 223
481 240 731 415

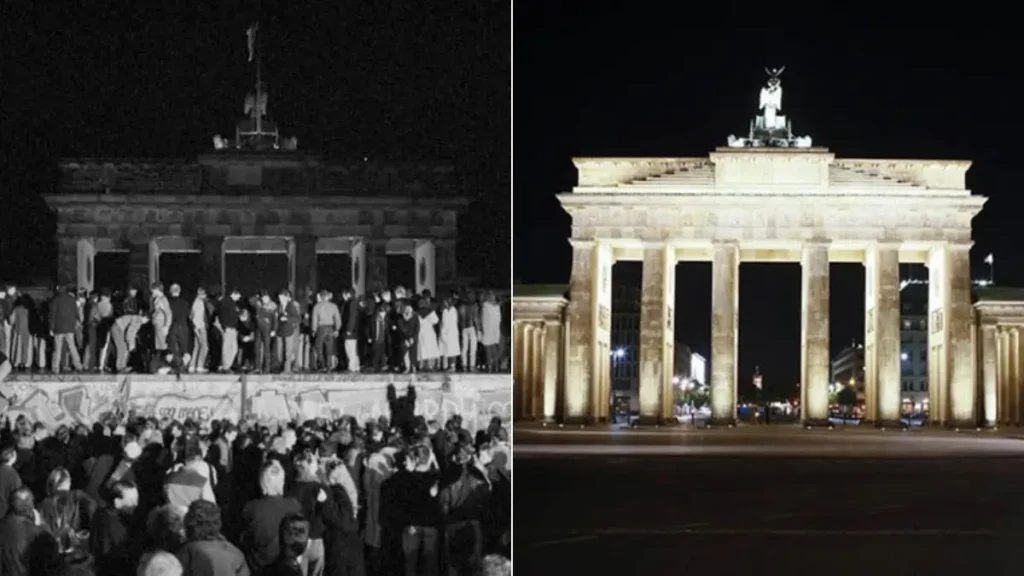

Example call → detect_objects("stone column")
564 240 598 424
980 325 998 428
292 235 318 297
77 239 96 294
414 240 436 296
999 328 1009 426
948 246 976 427
710 242 739 425
638 244 675 425
1012 329 1020 426
435 239 457 293
864 244 901 426
365 240 388 293
800 242 830 425
513 322 526 420
149 239 164 287
128 240 149 291
200 237 224 292
532 326 546 419
543 321 562 422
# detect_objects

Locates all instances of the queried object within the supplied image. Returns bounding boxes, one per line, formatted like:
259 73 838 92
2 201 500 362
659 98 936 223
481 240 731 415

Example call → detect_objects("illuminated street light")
901 352 909 361
613 348 626 359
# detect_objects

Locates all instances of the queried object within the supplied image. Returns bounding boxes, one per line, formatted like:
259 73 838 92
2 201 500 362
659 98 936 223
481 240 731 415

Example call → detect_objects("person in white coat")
479 291 502 373
437 296 461 371
417 300 440 371
150 283 172 353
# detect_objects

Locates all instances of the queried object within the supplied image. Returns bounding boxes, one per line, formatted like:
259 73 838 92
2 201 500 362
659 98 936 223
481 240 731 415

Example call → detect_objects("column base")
800 418 833 428
704 418 737 428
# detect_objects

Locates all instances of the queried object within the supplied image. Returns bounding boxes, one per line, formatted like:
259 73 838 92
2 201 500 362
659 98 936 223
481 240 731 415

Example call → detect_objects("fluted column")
800 241 830 425
532 326 546 419
522 324 535 419
999 328 1009 425
542 321 562 422
1012 329 1021 426
565 240 613 424
513 322 527 420
638 243 675 425
926 244 977 427
865 244 901 426
980 325 998 428
710 242 739 425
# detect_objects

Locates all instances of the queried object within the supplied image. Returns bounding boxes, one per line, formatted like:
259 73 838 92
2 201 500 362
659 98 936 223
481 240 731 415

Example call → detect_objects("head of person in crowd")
9 487 35 520
260 460 286 497
128 285 138 298
147 505 187 554
1 445 18 468
259 290 271 306
56 424 72 445
74 424 89 439
278 289 291 305
278 513 311 561
481 555 512 576
169 283 181 298
183 500 224 543
282 427 297 450
403 443 432 473
230 287 241 302
151 282 164 298
137 550 183 576
221 423 238 444
195 287 206 300
47 466 73 496
293 449 318 479
112 480 140 514
34 421 49 441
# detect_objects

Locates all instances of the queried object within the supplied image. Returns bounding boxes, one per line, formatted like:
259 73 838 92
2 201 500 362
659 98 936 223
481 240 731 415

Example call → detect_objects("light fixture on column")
901 352 909 361
613 348 626 359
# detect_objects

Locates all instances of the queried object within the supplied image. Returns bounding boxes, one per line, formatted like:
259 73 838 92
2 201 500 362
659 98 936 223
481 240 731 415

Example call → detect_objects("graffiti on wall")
0 377 128 428
0 375 510 432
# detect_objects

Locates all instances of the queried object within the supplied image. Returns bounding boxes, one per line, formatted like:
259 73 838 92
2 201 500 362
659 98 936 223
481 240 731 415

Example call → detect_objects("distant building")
610 284 641 398
674 343 707 387
900 282 929 413
831 342 865 401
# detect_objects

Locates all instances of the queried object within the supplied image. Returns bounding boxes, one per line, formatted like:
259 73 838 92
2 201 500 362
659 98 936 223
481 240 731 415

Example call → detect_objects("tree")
837 385 858 408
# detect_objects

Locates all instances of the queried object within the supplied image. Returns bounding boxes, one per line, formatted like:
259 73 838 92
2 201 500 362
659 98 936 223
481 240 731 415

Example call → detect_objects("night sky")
1 1 510 286
515 13 1015 398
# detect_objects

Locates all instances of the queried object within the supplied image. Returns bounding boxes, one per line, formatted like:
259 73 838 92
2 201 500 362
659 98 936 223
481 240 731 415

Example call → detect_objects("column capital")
868 241 902 251
568 238 596 250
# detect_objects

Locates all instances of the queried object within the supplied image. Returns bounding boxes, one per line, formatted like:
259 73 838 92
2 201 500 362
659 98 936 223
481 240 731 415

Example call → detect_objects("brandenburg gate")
515 70 988 428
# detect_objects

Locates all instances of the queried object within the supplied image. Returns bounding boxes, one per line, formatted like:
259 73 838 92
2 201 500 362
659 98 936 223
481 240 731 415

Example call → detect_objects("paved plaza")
514 425 1024 575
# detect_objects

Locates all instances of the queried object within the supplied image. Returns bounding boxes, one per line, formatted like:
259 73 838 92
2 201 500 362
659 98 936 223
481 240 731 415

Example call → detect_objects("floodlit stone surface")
710 243 739 423
800 242 830 423
520 147 994 426
864 245 901 424
638 245 674 423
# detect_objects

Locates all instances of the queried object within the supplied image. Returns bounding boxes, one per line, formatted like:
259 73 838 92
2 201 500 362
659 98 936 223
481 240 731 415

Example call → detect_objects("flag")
985 253 994 265
246 22 259 62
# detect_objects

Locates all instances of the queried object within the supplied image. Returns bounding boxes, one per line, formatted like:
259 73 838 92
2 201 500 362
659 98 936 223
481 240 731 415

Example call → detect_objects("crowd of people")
0 385 511 575
0 283 511 378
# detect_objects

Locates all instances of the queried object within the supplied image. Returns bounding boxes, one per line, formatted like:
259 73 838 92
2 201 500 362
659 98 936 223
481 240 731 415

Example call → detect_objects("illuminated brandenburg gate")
559 149 984 428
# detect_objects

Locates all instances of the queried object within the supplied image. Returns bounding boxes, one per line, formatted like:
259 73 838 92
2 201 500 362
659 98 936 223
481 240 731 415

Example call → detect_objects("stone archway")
559 150 984 428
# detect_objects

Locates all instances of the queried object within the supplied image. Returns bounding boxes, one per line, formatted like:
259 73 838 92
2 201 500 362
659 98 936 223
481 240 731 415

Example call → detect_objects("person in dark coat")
167 283 193 374
0 487 60 576
49 285 83 373
241 460 302 574
387 384 417 441
90 480 143 576
382 445 440 576
0 445 22 520
259 513 310 576
175 500 250 576
277 290 301 374
285 449 332 576
322 458 365 576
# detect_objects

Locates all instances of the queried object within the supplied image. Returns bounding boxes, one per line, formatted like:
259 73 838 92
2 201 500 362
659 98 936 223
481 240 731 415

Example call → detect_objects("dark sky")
515 11 1014 398
0 0 510 286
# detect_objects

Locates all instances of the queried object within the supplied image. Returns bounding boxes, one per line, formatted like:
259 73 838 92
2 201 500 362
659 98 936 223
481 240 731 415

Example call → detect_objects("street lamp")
613 348 626 359
901 352 909 361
